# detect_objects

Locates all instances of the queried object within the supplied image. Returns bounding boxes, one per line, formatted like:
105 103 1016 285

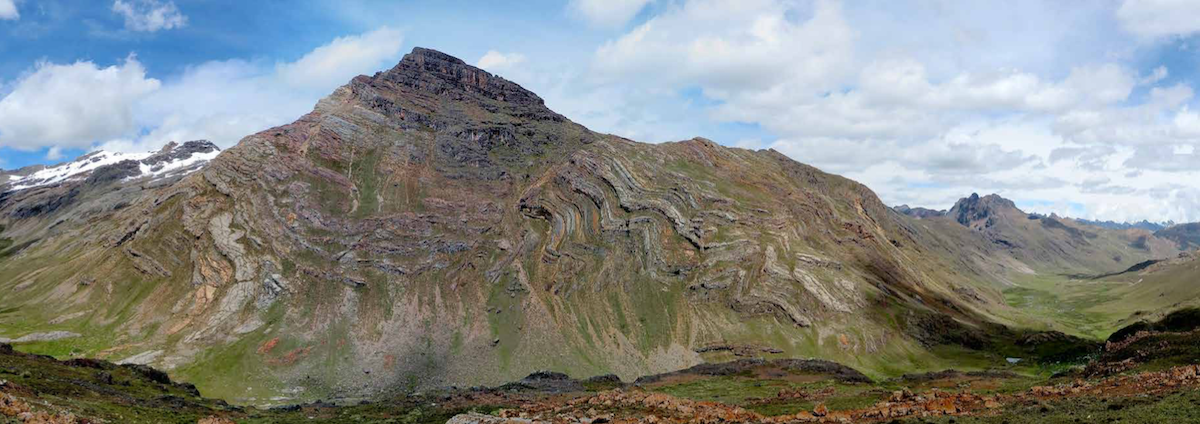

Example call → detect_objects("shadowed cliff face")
0 48 1070 402
949 193 1017 230
1157 223 1200 250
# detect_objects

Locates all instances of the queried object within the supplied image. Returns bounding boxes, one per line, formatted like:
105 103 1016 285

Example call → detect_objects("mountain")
892 204 945 219
891 192 1188 337
1092 250 1200 331
894 196 1173 240
1156 223 1200 250
947 193 1019 231
1074 218 1169 232
0 48 1008 401
0 48 1190 404
2 141 219 193
918 193 1177 275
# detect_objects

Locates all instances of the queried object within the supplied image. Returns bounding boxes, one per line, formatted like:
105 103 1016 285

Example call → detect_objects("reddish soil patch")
268 346 313 366
256 337 280 355
499 364 1200 424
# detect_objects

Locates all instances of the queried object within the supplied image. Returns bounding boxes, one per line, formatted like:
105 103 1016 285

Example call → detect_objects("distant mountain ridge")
1156 223 1200 250
1074 218 1170 232
893 192 1179 278
893 198 1179 233
1 141 220 193
947 193 1018 230
891 204 944 219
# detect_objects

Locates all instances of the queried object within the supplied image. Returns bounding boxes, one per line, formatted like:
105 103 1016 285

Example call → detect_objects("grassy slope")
994 252 1200 340
3 307 1199 424
911 390 1200 424
0 344 508 424
897 201 1186 341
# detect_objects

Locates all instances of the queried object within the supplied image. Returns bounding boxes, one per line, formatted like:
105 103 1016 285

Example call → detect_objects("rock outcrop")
892 204 945 219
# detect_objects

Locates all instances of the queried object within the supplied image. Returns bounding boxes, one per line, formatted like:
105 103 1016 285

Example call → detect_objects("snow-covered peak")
3 141 220 193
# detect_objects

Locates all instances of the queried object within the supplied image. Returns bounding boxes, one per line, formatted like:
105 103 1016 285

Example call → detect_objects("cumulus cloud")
119 27 405 153
580 0 1200 222
860 61 1134 112
1052 84 1196 148
594 0 853 94
568 0 652 28
590 0 1136 150
1117 0 1200 38
276 27 404 89
114 59 311 153
0 27 405 155
45 146 63 161
905 142 1039 174
476 50 526 71
112 0 187 32
0 56 160 151
0 0 18 20
1123 144 1200 172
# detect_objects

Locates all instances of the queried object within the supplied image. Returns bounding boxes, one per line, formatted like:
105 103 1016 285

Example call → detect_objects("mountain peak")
948 193 1020 229
893 204 946 219
951 193 1018 212
404 46 469 67
374 47 550 110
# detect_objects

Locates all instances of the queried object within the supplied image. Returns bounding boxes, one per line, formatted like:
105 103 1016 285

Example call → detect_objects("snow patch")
9 151 151 191
4 142 219 192
138 149 220 180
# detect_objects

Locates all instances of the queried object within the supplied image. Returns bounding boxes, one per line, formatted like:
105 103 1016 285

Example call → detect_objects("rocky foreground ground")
4 309 1200 424
447 364 1200 423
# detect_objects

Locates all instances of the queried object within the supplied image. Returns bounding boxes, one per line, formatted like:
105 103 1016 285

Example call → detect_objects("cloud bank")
0 27 404 156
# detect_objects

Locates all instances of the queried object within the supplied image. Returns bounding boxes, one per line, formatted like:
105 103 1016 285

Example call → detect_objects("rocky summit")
0 48 1194 408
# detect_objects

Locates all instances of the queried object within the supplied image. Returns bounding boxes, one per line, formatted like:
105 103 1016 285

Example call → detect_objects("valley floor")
999 259 1200 340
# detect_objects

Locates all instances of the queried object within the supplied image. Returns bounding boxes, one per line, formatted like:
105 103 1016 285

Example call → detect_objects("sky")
2 0 1200 223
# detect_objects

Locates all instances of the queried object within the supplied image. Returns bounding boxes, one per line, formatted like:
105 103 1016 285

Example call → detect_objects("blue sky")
2 0 1200 223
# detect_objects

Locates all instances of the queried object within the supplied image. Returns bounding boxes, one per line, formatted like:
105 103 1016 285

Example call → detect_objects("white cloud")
581 0 1200 222
1141 65 1168 84
577 0 859 143
117 59 311 153
594 0 853 94
276 27 404 89
1 27 405 157
476 50 526 71
121 27 405 153
1052 84 1197 147
568 0 652 28
1117 0 1200 38
0 0 18 20
0 56 160 151
112 0 187 32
